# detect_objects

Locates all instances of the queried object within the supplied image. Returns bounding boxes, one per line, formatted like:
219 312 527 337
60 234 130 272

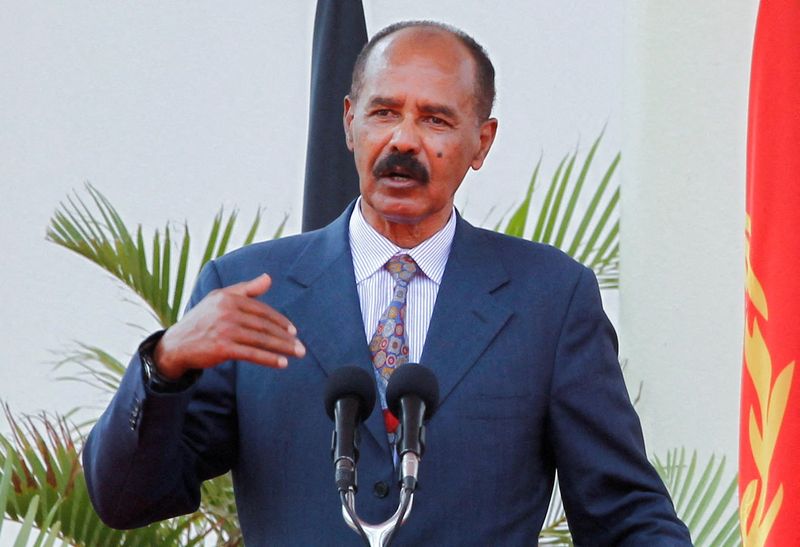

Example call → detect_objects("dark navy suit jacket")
83 205 691 545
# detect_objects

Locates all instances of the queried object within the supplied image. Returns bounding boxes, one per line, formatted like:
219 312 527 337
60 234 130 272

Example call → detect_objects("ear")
343 96 355 151
470 117 498 171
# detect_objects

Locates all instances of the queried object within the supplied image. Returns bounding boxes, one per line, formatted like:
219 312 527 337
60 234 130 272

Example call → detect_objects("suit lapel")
282 209 514 453
421 217 513 407
283 205 390 454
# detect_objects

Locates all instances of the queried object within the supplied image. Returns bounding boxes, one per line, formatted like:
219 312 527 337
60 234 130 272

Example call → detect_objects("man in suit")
83 21 692 545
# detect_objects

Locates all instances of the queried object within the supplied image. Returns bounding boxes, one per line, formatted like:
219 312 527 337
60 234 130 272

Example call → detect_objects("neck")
360 204 452 248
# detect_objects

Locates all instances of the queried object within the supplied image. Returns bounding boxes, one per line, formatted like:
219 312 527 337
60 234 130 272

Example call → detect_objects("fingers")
228 327 306 368
234 296 296 332
216 277 306 368
227 343 297 369
223 274 297 334
161 272 308 371
227 273 272 298
236 312 301 347
229 307 306 366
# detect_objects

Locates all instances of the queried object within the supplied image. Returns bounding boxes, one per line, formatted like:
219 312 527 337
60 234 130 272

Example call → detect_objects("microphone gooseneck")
386 364 439 491
324 366 377 493
329 363 440 546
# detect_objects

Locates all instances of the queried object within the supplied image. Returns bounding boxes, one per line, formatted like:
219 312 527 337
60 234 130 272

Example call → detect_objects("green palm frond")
0 408 210 546
653 448 740 547
45 185 288 542
0 456 63 547
499 133 620 289
46 183 285 328
55 344 126 397
199 474 242 546
537 450 739 545
538 478 572 545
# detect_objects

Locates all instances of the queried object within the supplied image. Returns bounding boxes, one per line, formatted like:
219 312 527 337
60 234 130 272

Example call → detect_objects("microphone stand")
339 454 419 547
330 364 438 546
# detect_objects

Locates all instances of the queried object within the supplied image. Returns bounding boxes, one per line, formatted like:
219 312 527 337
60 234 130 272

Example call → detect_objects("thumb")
229 273 272 298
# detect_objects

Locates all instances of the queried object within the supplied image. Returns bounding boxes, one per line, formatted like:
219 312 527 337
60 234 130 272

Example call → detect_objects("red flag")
740 1 800 545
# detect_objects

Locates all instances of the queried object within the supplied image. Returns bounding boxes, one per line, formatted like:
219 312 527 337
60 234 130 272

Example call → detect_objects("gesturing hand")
153 274 306 380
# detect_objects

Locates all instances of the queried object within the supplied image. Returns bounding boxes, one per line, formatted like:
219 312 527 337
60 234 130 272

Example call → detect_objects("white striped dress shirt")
349 198 457 363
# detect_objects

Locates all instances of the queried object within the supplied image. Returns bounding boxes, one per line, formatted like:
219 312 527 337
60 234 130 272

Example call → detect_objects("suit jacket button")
373 481 390 499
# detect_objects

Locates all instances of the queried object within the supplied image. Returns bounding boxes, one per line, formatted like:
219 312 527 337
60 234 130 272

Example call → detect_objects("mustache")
372 152 430 184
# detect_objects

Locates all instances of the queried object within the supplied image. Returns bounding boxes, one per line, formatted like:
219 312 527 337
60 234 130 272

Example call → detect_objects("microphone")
324 366 377 492
386 364 439 492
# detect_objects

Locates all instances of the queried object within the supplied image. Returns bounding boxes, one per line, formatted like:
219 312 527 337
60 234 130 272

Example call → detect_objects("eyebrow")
419 103 457 120
367 96 403 109
366 96 459 121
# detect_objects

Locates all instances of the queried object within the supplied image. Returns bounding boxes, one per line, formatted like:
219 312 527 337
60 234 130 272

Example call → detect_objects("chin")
364 193 424 220
371 201 425 224
380 211 426 225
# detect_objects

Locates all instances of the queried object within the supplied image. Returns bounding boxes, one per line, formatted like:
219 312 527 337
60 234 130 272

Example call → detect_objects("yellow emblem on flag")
741 216 795 546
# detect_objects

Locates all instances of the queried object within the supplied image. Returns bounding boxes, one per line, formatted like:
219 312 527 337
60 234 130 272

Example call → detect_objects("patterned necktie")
370 254 418 435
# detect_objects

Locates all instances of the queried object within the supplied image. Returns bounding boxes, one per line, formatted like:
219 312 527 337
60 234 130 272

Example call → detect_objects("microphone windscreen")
324 365 377 422
386 364 439 420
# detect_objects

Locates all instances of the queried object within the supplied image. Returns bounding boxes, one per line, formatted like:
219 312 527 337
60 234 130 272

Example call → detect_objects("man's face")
344 28 497 244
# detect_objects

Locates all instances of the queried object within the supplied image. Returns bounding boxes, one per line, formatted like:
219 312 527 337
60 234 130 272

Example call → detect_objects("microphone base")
341 487 414 547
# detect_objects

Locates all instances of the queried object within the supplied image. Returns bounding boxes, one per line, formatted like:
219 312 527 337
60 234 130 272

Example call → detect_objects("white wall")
0 2 765 543
620 1 758 461
0 2 320 424
0 2 622 428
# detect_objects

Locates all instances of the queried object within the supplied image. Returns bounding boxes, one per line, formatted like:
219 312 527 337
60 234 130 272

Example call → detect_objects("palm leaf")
54 344 126 398
47 185 281 542
171 223 191 325
541 152 576 245
560 132 603 252
270 213 289 241
199 473 243 545
0 408 207 546
531 155 566 243
0 481 62 547
537 449 739 545
554 133 602 248
504 157 541 238
538 478 572 545
198 208 224 272
46 183 275 329
653 448 740 547
497 133 619 289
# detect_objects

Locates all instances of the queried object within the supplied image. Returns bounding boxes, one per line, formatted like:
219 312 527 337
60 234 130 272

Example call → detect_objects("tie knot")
386 254 418 285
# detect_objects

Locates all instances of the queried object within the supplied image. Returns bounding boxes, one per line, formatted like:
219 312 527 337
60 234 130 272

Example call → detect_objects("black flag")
302 0 368 232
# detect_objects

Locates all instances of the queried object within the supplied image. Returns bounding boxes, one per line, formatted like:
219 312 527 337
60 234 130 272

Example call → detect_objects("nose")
388 117 421 154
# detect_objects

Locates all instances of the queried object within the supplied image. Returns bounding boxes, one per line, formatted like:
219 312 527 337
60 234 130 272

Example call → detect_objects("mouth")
372 153 430 185
378 171 421 187
381 168 416 182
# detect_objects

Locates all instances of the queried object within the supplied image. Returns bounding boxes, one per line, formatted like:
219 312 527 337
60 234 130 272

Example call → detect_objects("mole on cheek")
436 152 443 158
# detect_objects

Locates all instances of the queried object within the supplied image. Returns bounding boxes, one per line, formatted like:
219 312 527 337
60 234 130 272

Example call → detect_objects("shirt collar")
349 197 456 285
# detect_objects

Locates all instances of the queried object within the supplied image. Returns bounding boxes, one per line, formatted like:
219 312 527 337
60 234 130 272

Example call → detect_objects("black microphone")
324 366 377 492
386 364 439 491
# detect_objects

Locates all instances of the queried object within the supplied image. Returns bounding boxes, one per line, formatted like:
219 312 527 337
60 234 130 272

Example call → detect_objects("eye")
373 109 394 117
425 116 449 127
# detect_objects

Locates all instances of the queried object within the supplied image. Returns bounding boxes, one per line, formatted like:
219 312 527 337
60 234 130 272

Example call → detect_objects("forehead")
360 28 478 106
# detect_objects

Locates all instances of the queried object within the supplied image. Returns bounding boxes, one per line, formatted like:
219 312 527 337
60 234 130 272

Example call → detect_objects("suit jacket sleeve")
549 266 692 545
82 260 238 529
